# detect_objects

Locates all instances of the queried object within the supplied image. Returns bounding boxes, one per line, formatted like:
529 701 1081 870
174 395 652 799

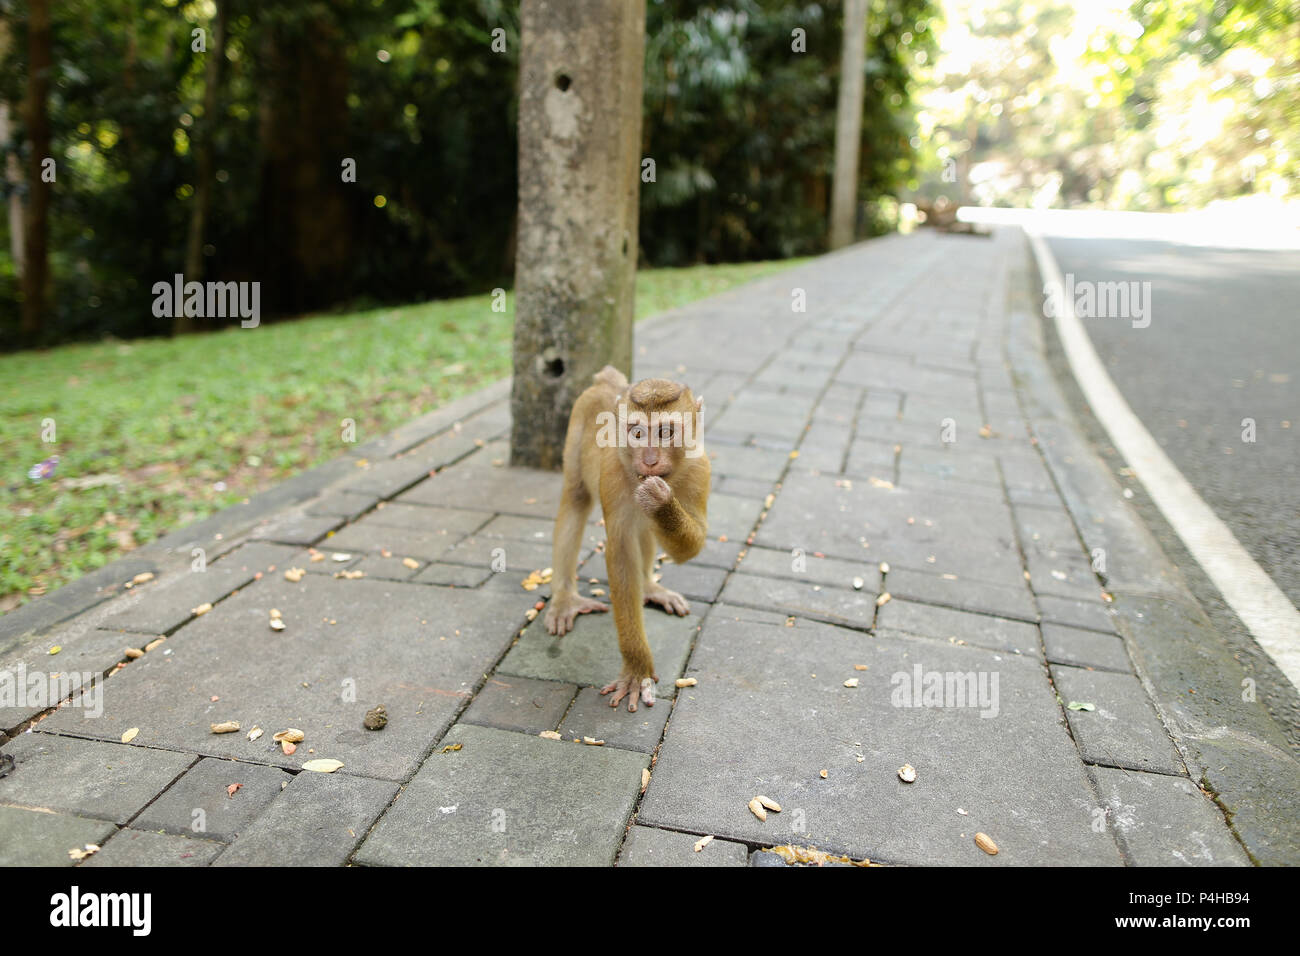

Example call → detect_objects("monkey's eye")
629 426 646 442
659 426 674 442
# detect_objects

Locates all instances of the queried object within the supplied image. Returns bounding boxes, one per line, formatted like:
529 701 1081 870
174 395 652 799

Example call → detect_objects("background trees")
0 0 935 348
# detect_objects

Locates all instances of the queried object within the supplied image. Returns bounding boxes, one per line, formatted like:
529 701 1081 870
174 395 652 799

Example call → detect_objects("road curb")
1005 227 1300 865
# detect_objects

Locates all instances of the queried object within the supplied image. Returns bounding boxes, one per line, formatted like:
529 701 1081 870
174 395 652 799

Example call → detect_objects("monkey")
544 365 710 712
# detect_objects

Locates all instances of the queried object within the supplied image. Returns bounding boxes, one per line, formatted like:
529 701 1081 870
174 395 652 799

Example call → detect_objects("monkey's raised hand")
635 475 673 514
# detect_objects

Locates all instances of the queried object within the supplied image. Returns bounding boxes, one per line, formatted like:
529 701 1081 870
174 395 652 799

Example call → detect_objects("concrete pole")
510 0 646 469
829 0 867 250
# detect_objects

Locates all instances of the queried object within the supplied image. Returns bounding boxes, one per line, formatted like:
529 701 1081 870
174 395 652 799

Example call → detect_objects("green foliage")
0 256 804 608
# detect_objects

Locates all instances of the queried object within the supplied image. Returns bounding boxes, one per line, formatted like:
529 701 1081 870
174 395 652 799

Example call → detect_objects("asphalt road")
1045 236 1299 606
1042 233 1300 742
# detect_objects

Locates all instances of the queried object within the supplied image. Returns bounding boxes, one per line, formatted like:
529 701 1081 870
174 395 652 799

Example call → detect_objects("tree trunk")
177 0 228 335
20 0 52 336
0 18 24 279
510 0 645 470
829 0 867 250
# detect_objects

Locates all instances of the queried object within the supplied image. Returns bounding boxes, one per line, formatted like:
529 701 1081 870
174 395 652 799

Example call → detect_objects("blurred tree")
20 0 50 336
830 0 866 247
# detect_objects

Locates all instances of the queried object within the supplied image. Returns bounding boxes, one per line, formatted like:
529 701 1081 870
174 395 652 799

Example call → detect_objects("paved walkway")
3 227 1296 866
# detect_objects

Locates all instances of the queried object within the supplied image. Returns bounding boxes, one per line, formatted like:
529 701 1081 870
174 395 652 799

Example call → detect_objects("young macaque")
544 365 710 712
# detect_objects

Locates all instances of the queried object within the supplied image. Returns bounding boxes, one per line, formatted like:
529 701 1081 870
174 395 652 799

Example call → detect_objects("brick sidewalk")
2 227 1287 866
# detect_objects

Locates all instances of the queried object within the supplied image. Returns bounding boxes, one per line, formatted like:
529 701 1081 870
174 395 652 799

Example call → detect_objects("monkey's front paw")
600 673 659 712
634 476 672 513
544 594 608 636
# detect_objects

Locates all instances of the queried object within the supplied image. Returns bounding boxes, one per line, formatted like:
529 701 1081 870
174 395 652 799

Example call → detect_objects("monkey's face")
621 404 695 480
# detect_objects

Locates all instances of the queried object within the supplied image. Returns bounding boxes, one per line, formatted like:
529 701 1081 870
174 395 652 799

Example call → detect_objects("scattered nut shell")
843 678 860 688
539 730 561 740
284 567 305 582
875 592 892 607
641 768 651 792
269 618 286 631
121 728 139 743
898 763 917 783
132 572 155 585
273 729 305 743
694 835 714 852
144 637 166 652
748 798 767 822
402 558 420 569
302 758 344 773
756 795 782 812
675 677 698 688
331 553 352 562
975 832 999 855
124 647 144 659
191 602 213 616
820 769 828 779
269 608 282 620
210 720 241 734
248 727 264 742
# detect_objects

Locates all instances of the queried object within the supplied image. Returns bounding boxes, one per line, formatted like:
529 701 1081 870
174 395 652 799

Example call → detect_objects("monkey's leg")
640 524 690 616
600 525 659 712
544 484 607 636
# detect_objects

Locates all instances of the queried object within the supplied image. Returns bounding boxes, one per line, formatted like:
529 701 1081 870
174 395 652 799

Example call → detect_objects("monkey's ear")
695 395 704 414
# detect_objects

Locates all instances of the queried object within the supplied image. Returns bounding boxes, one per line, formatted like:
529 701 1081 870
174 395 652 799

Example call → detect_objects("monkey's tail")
593 365 629 390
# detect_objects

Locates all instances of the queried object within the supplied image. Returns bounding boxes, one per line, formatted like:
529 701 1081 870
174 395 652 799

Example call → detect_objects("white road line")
1024 227 1300 692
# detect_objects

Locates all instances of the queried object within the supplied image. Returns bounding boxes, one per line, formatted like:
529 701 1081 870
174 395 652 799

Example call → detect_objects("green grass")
0 257 808 610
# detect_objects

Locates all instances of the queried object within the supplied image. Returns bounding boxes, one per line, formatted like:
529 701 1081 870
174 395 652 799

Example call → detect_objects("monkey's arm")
636 471 709 565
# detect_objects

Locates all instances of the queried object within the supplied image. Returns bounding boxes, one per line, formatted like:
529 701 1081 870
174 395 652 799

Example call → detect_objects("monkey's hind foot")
600 674 658 713
644 584 690 616
544 594 608 637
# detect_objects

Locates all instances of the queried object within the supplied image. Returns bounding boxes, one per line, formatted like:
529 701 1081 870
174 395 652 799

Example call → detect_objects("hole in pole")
555 73 572 92
544 356 565 378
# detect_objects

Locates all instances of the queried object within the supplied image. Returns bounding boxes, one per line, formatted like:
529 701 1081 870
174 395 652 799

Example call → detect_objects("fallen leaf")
1067 701 1096 712
48 646 61 655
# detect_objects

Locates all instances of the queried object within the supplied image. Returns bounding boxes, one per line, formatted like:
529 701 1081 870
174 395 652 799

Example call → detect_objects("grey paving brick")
705 445 792 483
249 513 345 547
354 723 647 866
637 605 1120 865
884 566 1038 622
84 828 224 867
0 734 193 823
39 575 525 781
560 687 670 753
215 769 398 867
0 805 117 866
100 562 261 636
1051 666 1184 775
1042 623 1132 673
351 554 425 582
462 676 577 735
618 825 748 867
875 599 1041 657
359 502 490 535
442 536 556 573
497 604 701 697
396 460 563 518
1089 766 1250 866
411 562 494 588
304 490 379 520
1038 594 1117 634
579 552 726 603
718 572 876 631
133 757 292 841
